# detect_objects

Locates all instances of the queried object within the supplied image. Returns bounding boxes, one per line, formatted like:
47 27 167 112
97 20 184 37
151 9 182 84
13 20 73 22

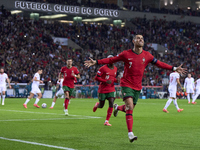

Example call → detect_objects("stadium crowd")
0 9 200 90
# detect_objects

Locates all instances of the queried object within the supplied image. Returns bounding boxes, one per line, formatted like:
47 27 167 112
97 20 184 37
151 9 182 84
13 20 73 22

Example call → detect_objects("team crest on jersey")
142 57 145 64
124 93 126 96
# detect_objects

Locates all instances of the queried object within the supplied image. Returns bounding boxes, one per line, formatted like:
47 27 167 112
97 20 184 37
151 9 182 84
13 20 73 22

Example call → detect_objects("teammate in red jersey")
84 34 187 142
59 58 80 115
93 55 119 126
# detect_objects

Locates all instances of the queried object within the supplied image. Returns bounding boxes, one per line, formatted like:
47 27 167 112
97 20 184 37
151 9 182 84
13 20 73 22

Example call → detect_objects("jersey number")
129 62 132 68
170 77 173 83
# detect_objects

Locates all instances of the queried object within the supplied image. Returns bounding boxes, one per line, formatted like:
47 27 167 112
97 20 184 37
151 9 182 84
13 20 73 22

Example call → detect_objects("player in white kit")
49 78 64 109
23 68 43 108
184 74 194 103
191 78 200 104
0 68 11 105
163 70 184 113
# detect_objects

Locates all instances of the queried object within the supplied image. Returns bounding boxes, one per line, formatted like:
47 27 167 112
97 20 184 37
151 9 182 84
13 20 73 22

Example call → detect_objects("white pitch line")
0 137 76 150
0 117 101 122
0 109 101 118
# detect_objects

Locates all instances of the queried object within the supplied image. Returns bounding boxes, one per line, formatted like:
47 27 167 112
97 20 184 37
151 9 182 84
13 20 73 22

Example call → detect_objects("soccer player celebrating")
59 58 80 116
49 78 64 109
84 34 186 142
0 68 11 105
23 68 43 108
184 73 195 103
191 78 200 104
93 55 119 126
163 70 184 113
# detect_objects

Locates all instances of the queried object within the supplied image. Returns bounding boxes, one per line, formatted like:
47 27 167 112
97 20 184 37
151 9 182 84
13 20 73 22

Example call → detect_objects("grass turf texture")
0 98 200 150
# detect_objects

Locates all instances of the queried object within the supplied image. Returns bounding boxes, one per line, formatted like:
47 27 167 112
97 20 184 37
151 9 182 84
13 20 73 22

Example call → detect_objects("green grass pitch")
0 98 200 150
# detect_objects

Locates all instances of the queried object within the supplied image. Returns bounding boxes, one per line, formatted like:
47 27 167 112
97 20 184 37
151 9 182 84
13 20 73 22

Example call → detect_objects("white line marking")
0 117 100 122
0 137 76 150
0 109 101 118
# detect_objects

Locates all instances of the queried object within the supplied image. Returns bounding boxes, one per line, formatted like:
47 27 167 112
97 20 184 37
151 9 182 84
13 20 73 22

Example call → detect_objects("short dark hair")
67 57 73 60
132 34 143 40
0 67 4 70
38 68 43 71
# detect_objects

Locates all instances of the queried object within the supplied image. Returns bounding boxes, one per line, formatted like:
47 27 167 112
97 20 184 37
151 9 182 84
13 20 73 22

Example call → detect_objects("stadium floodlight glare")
11 10 23 14
40 14 67 19
82 17 109 22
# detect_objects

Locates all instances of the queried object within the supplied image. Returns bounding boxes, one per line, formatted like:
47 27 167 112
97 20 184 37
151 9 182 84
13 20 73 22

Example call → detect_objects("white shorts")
168 88 176 98
195 88 200 95
56 89 64 97
31 86 41 94
0 86 6 93
186 88 194 94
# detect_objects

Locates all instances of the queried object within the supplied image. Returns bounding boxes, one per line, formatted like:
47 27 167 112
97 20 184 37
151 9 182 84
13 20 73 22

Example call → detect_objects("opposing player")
23 68 43 108
0 68 11 105
59 58 80 116
84 34 186 142
184 74 194 103
49 78 64 109
93 55 118 126
191 78 200 104
163 70 184 113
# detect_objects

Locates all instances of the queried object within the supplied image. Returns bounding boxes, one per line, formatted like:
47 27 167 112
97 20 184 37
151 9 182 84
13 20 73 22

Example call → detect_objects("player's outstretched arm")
84 53 123 68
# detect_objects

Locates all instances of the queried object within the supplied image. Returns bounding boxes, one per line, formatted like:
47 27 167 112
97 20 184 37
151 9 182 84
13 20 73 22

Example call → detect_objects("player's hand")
117 77 120 83
40 81 43 83
84 57 97 67
71 72 75 76
9 85 12 89
106 80 112 84
176 64 187 75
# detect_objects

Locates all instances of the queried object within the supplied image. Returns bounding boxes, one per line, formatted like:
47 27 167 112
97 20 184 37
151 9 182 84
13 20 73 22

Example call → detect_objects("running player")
93 55 118 126
59 58 80 116
184 73 195 103
84 34 186 142
0 68 12 105
23 68 43 108
163 70 184 113
191 78 200 104
49 78 64 109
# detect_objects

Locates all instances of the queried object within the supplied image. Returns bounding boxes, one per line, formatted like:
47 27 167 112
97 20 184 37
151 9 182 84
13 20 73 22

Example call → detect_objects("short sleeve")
61 67 65 73
177 73 180 79
97 67 104 76
5 74 8 79
75 67 79 75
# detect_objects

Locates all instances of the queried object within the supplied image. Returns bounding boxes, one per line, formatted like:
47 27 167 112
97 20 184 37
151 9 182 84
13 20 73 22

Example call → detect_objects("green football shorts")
62 86 74 97
121 87 141 105
99 92 115 101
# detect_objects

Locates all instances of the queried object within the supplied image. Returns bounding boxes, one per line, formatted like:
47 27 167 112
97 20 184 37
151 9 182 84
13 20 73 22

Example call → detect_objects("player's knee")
125 105 133 110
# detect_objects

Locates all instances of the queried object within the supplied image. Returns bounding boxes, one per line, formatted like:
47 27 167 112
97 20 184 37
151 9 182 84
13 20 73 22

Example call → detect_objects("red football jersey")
61 66 79 88
98 49 173 90
96 65 117 93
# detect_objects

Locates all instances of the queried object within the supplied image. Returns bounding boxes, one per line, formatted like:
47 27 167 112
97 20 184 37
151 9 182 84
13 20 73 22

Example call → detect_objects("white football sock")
173 99 179 110
24 98 30 105
2 95 5 104
187 94 190 102
192 93 199 102
34 98 40 104
51 102 55 107
164 98 172 109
